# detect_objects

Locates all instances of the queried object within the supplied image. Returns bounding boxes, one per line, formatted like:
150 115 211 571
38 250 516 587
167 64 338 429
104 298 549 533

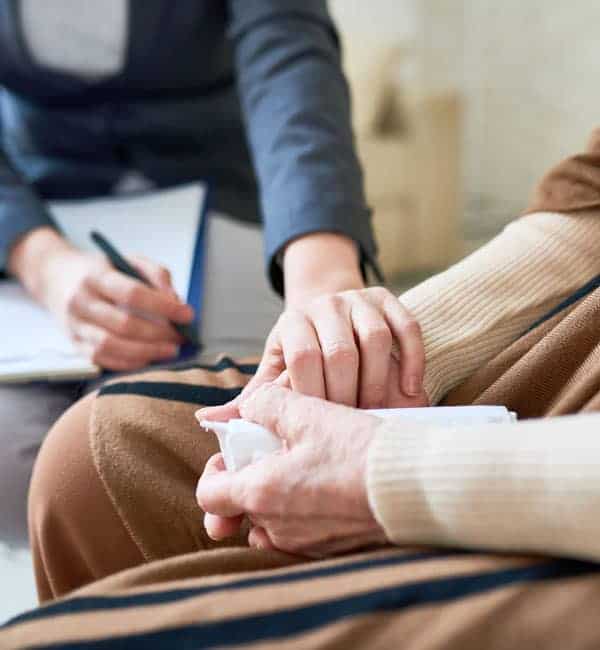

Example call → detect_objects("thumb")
197 369 290 423
197 332 285 423
196 393 242 423
239 383 329 446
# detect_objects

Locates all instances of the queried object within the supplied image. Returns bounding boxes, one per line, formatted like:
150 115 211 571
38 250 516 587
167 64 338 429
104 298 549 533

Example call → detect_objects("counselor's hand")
196 384 389 558
10 228 193 371
201 286 429 422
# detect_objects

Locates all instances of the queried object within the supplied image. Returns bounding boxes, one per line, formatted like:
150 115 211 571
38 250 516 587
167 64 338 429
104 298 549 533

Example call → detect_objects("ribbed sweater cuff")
366 418 447 545
366 413 600 561
399 211 600 404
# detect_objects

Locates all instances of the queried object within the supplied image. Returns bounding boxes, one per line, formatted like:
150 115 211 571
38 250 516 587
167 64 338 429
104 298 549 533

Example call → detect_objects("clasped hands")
197 286 428 558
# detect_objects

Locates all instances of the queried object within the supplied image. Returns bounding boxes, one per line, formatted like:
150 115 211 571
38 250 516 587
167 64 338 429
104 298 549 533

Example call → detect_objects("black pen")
90 230 200 347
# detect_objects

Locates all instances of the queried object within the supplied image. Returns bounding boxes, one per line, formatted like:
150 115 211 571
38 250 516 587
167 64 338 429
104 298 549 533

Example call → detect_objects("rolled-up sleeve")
0 149 54 271
228 0 381 294
0 91 53 271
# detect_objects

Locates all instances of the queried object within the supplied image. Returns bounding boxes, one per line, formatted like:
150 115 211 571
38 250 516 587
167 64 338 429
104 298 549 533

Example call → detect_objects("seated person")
4 131 600 648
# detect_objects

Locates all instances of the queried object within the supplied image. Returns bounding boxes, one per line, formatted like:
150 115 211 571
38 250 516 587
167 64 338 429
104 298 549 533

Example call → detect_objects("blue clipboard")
177 184 211 361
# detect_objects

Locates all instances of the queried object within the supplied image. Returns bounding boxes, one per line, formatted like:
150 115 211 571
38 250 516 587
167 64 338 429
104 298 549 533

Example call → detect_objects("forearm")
367 413 600 562
283 232 363 308
7 226 71 301
400 211 600 404
229 1 379 295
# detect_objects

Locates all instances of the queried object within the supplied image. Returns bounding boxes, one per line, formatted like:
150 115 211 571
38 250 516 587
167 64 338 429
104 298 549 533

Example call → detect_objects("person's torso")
0 0 234 105
0 0 260 221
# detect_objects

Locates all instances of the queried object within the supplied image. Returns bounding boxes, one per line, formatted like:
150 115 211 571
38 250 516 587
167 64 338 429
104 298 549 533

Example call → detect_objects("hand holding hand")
201 286 429 423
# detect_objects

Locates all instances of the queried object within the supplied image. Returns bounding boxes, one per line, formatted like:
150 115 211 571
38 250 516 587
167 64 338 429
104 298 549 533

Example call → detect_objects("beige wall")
462 1 600 234
330 1 600 237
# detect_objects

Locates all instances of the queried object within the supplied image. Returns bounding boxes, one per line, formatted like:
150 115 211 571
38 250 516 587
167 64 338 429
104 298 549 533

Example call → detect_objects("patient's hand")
201 286 428 422
196 384 389 557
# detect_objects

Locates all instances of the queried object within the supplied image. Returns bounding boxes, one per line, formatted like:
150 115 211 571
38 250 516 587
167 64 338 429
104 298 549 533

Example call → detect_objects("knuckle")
90 346 104 364
362 383 387 406
287 346 320 371
115 312 135 336
79 274 94 294
322 340 358 365
65 291 81 315
372 286 391 301
363 325 392 351
312 293 343 313
93 332 111 356
122 284 142 306
327 293 345 310
246 474 277 513
399 317 422 338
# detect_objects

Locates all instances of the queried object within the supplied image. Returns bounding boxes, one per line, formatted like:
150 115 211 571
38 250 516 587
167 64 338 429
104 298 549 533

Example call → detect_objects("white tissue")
200 405 516 472
200 419 282 472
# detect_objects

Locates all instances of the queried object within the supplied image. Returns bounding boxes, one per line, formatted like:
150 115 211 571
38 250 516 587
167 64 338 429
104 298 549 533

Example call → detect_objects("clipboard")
0 182 209 383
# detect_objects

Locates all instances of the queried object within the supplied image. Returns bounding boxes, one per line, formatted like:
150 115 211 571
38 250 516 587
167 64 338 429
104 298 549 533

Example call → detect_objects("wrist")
283 233 364 308
8 227 73 300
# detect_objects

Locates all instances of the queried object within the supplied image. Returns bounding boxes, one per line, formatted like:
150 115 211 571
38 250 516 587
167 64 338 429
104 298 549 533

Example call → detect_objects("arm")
198 384 600 563
0 146 55 273
200 2 423 409
367 413 600 562
365 208 600 561
400 210 600 404
227 0 380 299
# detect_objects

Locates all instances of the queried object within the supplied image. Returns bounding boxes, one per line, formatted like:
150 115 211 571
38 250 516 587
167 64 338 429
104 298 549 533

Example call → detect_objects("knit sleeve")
367 413 600 562
399 211 600 404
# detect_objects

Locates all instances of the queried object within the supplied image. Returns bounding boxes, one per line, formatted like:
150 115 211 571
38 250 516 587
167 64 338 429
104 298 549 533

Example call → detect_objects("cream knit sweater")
367 211 600 562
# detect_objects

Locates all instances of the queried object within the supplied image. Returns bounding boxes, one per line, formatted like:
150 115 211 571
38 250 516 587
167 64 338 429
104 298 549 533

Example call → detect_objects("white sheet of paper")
0 280 98 382
50 183 206 300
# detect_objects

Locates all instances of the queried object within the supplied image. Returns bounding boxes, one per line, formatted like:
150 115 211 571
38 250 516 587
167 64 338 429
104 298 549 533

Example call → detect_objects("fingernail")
162 344 179 358
177 304 194 321
196 408 211 421
405 375 421 396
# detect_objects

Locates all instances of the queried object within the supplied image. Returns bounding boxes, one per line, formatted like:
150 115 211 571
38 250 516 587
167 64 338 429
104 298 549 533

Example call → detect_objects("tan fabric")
368 286 600 562
400 210 600 404
402 127 600 406
28 391 144 601
9 344 600 648
13 132 600 649
28 360 259 602
526 128 600 215
5 547 600 648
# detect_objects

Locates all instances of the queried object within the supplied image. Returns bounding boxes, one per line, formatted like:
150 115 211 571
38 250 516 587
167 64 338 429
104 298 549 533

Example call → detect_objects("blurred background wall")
329 0 600 280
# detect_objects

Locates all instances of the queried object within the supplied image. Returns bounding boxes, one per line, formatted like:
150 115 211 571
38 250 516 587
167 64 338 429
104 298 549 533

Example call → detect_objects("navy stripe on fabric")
32 560 600 650
524 272 600 335
4 551 452 628
99 382 243 406
100 355 257 384
97 357 257 405
175 357 257 376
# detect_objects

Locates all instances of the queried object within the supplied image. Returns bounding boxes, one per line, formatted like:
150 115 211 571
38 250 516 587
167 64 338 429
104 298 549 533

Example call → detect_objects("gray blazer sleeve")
0 93 54 272
228 0 381 294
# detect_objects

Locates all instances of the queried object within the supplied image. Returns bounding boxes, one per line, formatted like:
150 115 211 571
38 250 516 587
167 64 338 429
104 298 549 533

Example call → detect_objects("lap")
4 545 600 649
29 359 257 599
24 286 600 645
